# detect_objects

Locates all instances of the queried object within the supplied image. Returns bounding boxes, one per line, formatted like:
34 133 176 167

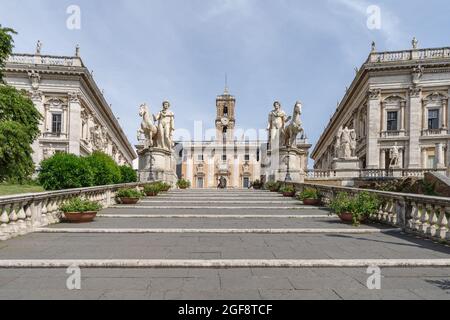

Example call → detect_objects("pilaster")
408 87 422 168
68 92 82 155
367 90 381 169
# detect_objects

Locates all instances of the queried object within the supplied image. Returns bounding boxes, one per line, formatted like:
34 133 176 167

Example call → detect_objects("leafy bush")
330 192 380 226
252 180 263 189
176 179 191 189
86 151 122 186
38 153 94 190
144 183 161 195
60 197 103 213
154 181 171 192
280 185 295 194
120 165 137 183
298 188 320 200
265 181 281 192
116 188 144 199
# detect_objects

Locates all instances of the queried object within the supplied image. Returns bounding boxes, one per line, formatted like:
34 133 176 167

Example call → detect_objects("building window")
222 155 227 161
386 111 398 131
427 156 436 169
197 154 204 161
223 105 229 117
51 113 62 134
428 109 440 130
244 154 250 161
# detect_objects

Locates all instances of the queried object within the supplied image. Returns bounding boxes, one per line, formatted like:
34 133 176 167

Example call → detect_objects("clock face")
221 117 229 126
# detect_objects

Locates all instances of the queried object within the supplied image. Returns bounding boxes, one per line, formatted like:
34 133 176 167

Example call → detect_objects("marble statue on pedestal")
267 101 289 149
390 143 400 168
282 101 304 148
334 126 357 160
137 101 177 185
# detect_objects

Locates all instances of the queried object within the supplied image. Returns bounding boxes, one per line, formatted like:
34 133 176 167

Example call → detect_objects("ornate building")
3 45 136 167
180 88 263 189
312 40 450 176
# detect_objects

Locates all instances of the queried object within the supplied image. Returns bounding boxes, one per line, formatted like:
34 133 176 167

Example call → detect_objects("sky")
1 0 450 158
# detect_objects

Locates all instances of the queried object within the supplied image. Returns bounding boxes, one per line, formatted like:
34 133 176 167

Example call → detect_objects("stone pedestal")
138 147 177 185
274 147 307 183
332 158 360 178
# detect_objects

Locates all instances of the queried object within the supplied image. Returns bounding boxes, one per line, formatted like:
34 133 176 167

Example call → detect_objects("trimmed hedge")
120 165 137 183
39 152 136 191
86 151 122 186
38 153 94 190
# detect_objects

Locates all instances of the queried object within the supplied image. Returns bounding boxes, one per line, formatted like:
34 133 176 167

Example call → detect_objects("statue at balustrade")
390 144 400 167
335 126 357 159
154 101 175 150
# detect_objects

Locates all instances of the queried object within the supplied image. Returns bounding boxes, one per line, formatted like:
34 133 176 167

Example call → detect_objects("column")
400 101 406 132
408 87 422 168
208 156 215 188
367 90 381 169
421 148 428 169
68 92 81 155
442 99 448 129
186 153 194 185
233 157 239 188
436 143 445 169
380 149 386 170
30 91 44 166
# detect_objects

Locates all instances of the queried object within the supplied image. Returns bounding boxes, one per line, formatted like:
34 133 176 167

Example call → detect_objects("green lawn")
0 184 45 196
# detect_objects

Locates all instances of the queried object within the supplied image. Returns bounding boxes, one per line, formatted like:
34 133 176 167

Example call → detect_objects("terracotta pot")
338 212 354 223
253 185 262 190
303 199 321 206
283 192 296 197
119 197 140 205
63 212 97 223
145 192 158 197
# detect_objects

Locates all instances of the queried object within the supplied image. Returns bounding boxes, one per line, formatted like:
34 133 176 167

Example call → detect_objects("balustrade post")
41 198 49 227
25 202 33 231
17 202 27 235
420 204 431 234
429 205 439 237
31 199 43 228
9 203 18 234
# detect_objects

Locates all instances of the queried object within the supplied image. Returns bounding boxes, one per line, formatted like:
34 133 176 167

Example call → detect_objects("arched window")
223 105 229 117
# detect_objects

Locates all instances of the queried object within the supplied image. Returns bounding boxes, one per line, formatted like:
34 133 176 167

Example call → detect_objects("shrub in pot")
60 197 103 223
252 180 263 190
144 183 161 197
265 181 281 192
116 188 144 204
176 179 191 190
298 188 321 206
330 192 380 226
280 185 296 197
154 181 171 192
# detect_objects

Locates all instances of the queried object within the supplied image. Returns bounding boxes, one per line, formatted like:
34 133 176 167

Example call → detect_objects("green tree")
86 151 122 186
0 26 42 182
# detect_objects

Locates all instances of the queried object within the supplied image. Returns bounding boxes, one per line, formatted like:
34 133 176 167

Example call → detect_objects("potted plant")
330 192 380 226
60 197 103 223
280 185 296 197
116 188 144 204
144 183 161 197
298 188 321 206
252 180 263 190
158 182 172 192
177 179 191 190
265 181 281 192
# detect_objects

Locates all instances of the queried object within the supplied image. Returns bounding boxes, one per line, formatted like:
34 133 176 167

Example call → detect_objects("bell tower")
215 82 236 142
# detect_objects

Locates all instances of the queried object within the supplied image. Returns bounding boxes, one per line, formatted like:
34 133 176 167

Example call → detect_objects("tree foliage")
0 26 42 182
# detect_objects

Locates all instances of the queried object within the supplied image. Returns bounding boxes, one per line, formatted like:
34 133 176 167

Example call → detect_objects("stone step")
111 205 320 210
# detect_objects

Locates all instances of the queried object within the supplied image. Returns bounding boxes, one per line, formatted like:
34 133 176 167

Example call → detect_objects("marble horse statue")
138 103 159 149
282 101 304 148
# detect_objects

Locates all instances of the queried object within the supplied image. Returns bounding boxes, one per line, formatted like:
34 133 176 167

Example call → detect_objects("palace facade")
312 42 450 176
179 88 264 189
3 46 136 167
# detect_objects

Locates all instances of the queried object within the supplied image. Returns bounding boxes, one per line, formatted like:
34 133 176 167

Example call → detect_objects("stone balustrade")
369 47 450 63
0 183 145 241
7 54 83 67
291 182 450 243
306 168 448 180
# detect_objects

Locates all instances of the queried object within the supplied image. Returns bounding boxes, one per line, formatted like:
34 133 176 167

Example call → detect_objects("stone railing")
369 47 450 63
7 54 83 67
306 170 337 179
0 182 145 241
307 168 447 180
290 182 450 243
421 128 449 137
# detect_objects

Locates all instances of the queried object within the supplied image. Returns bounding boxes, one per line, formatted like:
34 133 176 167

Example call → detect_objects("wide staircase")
0 189 449 300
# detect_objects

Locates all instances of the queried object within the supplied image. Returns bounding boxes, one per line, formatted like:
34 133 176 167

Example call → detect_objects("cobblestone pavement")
0 189 449 300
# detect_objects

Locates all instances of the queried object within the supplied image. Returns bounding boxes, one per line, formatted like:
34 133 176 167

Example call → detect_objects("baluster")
0 205 10 240
25 202 33 231
8 203 19 235
415 203 424 231
47 198 56 224
408 202 417 230
420 204 431 234
391 200 398 225
437 206 448 240
41 198 49 226
16 202 27 235
429 205 439 237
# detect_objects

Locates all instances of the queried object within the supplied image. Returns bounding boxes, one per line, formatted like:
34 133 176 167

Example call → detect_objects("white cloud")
333 0 405 47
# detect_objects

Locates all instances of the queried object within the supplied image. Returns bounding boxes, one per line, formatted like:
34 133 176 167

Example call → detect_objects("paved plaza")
0 190 449 300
